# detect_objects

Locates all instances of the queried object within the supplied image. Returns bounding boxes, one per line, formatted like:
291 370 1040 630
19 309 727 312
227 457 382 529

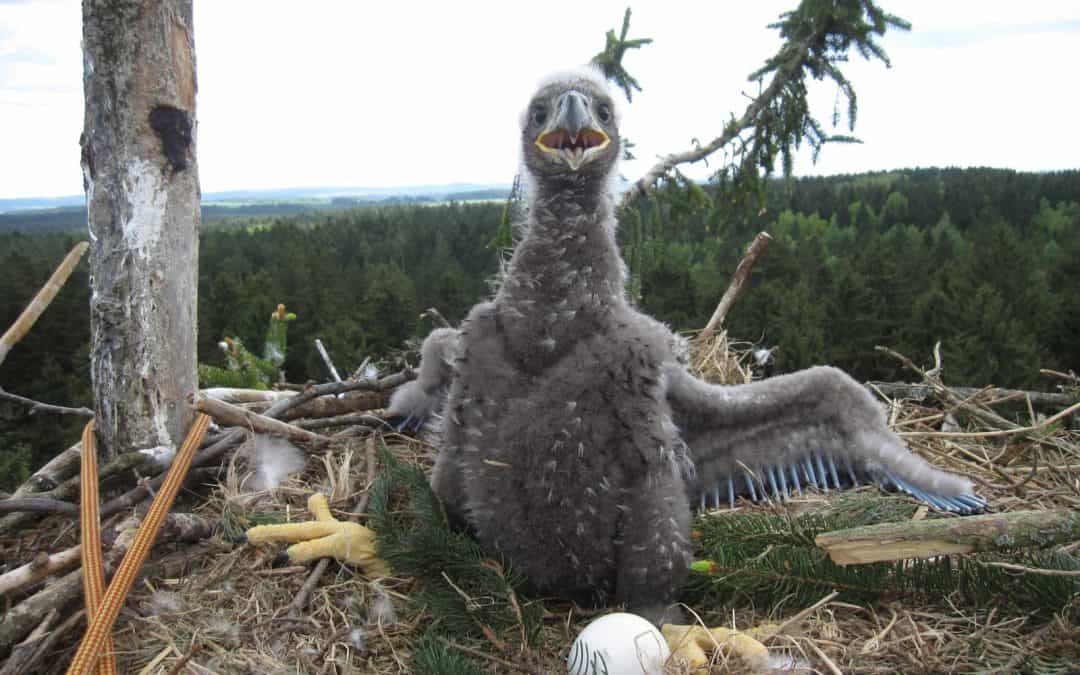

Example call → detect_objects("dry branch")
0 609 58 675
192 395 330 447
200 388 297 405
6 442 81 498
618 52 796 208
0 388 93 417
314 338 344 384
0 450 149 536
0 498 78 516
901 401 1080 440
876 345 1022 432
0 242 88 368
0 512 212 659
0 609 82 675
0 547 83 598
296 412 391 432
815 510 1080 565
277 392 390 421
262 369 416 419
0 569 83 661
870 382 1074 412
697 231 773 342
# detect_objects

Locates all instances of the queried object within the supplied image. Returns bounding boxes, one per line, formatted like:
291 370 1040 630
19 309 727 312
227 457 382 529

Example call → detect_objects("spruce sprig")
368 445 545 666
686 495 1080 618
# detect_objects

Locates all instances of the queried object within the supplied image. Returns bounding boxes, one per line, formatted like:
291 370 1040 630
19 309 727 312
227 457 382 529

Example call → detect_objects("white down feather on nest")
240 435 307 491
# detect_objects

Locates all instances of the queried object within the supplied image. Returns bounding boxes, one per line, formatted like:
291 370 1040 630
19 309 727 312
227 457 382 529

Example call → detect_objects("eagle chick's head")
521 66 620 183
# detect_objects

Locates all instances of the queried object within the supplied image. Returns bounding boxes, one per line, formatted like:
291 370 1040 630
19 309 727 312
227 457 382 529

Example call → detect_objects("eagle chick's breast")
448 302 684 589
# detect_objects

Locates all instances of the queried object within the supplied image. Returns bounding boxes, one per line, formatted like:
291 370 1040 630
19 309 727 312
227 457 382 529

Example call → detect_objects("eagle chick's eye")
597 103 612 124
532 106 548 126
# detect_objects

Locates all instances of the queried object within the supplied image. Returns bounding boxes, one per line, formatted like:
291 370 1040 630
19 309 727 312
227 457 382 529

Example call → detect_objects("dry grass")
4 342 1078 674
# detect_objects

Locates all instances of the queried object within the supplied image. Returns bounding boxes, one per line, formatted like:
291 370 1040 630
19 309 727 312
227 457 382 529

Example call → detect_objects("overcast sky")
1 1 1078 199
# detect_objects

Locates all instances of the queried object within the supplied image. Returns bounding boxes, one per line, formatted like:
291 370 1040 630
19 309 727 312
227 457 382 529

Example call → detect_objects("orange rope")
66 413 210 675
79 420 118 675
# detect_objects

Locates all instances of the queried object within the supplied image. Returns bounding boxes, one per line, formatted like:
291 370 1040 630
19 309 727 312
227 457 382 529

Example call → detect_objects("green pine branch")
368 445 544 668
198 304 295 389
685 495 1080 618
590 8 653 102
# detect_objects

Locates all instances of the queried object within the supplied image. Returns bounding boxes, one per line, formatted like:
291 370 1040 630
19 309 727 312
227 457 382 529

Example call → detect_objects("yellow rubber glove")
246 493 389 577
661 623 770 673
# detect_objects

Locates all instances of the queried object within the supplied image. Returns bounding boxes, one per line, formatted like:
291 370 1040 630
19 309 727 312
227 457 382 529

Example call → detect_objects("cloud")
902 18 1080 48
1 0 1078 199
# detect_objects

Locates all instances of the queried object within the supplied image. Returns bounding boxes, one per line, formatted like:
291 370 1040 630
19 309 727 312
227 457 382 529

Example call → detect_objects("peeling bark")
81 0 200 458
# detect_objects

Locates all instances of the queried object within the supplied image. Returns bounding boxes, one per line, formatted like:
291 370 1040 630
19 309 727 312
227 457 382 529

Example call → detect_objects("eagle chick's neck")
495 177 626 360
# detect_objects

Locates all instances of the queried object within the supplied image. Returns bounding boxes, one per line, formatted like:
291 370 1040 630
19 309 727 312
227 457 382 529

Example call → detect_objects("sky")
1 1 1078 200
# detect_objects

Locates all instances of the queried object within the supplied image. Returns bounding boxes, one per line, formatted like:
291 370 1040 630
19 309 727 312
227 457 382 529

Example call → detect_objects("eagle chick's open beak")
535 90 610 170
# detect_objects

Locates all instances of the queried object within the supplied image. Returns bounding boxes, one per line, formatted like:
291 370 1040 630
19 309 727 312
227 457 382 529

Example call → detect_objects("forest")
0 165 1078 489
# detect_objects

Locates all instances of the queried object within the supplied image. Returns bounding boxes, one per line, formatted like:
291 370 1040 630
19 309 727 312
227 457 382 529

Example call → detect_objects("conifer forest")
1 166 1078 490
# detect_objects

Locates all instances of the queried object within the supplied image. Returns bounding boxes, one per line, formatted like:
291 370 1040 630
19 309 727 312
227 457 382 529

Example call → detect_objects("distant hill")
0 183 512 234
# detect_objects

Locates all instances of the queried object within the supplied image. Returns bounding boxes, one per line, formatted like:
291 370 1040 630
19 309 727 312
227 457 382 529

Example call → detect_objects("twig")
288 558 332 618
289 435 382 616
803 637 843 675
0 609 57 675
200 388 296 404
976 561 1080 577
0 387 93 417
0 497 78 516
868 382 1074 411
2 441 81 502
314 339 343 384
163 642 200 675
0 446 150 537
697 232 773 342
99 467 222 521
0 609 84 675
192 394 330 447
0 568 83 659
899 400 1080 439
441 571 509 652
437 637 539 674
0 534 214 659
1040 368 1079 385
352 436 379 516
771 591 839 637
262 369 416 419
486 560 528 649
875 345 1022 431
619 46 798 208
989 458 1039 495
815 510 1080 565
0 241 88 367
276 393 388 422
296 413 392 432
0 546 82 597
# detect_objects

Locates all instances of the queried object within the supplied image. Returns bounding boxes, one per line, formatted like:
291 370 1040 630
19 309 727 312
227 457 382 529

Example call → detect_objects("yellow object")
68 413 211 675
246 493 389 577
78 420 118 675
661 623 770 673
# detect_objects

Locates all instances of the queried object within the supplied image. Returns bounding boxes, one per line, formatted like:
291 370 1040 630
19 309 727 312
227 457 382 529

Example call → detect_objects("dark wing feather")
663 363 986 513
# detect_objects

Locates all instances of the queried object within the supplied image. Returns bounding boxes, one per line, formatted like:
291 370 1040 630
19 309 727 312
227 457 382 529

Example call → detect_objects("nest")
1 346 1078 674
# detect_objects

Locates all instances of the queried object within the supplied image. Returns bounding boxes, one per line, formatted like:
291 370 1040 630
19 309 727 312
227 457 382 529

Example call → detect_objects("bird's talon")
244 493 389 577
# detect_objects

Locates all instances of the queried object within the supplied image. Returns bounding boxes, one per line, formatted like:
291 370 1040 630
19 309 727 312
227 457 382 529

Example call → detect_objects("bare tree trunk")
81 0 199 458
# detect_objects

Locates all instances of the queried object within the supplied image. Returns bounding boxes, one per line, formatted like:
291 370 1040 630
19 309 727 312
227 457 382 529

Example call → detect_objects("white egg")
566 612 671 675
